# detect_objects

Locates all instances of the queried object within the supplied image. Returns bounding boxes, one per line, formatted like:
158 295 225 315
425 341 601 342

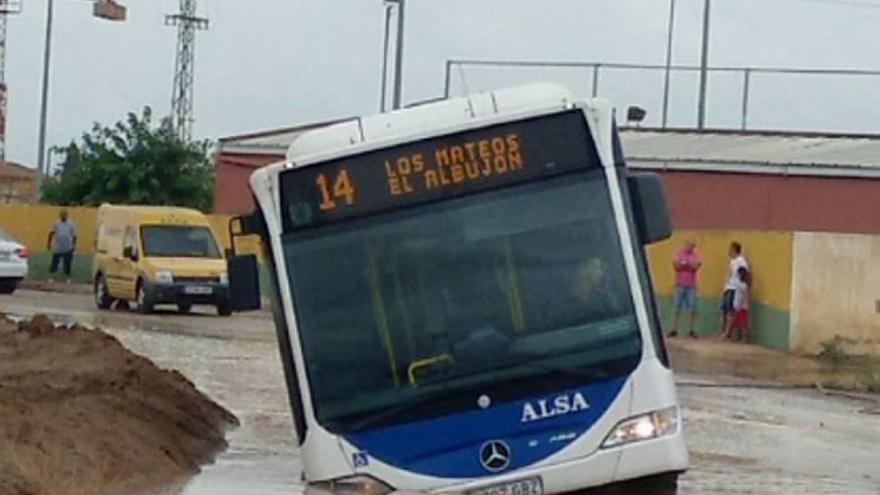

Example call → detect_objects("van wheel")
217 302 232 317
136 281 155 314
0 279 18 294
94 275 113 309
177 303 192 314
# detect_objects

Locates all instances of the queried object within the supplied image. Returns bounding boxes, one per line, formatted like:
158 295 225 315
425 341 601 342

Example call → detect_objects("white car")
0 228 28 294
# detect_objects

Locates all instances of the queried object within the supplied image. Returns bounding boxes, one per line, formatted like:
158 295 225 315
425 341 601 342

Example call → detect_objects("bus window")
284 169 641 431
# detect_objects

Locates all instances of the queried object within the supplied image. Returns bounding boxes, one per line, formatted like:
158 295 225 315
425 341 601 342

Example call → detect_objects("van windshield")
141 226 221 258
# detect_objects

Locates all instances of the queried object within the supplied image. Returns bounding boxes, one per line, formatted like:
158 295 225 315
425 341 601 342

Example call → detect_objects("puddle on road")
678 381 880 494
102 326 302 495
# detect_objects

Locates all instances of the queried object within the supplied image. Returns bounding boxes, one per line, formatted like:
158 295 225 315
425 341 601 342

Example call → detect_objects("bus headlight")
314 475 393 495
601 406 679 449
156 270 174 284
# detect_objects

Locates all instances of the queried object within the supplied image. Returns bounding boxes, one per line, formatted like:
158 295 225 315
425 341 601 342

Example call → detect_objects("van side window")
124 227 137 257
95 225 103 251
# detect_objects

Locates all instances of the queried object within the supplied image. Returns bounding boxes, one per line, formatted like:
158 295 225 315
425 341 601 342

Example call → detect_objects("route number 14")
316 170 356 211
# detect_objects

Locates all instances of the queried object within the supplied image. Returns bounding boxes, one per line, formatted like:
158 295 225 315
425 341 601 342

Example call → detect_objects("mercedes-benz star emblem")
479 440 511 472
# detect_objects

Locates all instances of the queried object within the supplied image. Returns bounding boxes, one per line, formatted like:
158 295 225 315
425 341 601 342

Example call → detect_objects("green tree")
42 107 214 211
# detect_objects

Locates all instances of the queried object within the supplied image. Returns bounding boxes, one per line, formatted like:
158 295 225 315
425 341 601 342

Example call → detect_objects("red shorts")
733 309 750 327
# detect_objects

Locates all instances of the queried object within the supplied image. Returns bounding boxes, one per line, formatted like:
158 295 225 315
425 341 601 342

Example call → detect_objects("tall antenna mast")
0 0 22 166
166 0 208 141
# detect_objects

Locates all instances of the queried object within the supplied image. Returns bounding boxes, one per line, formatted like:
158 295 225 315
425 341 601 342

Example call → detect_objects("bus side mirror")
228 254 261 312
628 173 672 245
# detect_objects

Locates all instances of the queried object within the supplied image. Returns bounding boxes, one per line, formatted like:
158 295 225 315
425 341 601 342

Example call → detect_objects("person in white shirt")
719 241 748 338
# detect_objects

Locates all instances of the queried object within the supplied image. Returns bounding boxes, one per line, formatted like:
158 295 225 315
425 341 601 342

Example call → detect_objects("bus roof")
249 84 619 203
285 83 576 166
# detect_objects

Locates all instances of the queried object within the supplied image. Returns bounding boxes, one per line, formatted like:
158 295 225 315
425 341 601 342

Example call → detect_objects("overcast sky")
6 0 880 167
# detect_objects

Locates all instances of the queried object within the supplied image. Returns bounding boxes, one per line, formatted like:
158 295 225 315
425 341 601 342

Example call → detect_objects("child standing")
730 266 751 342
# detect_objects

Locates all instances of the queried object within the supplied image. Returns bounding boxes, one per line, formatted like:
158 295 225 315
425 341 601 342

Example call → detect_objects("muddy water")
3 290 879 493
102 327 880 495
114 330 880 495
103 326 302 495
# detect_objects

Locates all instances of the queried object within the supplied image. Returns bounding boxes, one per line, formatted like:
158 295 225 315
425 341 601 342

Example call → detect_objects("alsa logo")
521 392 590 423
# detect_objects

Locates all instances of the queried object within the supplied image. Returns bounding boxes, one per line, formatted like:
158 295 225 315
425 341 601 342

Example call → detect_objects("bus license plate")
184 286 212 295
469 477 543 495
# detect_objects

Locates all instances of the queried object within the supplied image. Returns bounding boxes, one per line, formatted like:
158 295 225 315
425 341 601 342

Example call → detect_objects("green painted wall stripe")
27 252 93 283
656 295 790 352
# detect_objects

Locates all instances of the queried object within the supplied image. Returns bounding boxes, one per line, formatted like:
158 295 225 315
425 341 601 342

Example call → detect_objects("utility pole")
661 0 675 128
0 0 22 168
37 0 55 179
380 2 393 112
388 0 405 110
166 0 208 141
36 0 124 183
697 0 711 129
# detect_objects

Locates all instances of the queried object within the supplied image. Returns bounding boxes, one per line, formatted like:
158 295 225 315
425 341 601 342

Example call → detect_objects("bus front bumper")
433 427 689 495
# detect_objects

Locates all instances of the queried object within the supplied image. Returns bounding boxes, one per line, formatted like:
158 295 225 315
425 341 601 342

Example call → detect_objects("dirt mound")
0 315 239 495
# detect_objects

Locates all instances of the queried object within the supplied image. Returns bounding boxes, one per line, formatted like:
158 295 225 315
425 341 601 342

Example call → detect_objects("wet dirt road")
0 289 275 341
2 289 878 494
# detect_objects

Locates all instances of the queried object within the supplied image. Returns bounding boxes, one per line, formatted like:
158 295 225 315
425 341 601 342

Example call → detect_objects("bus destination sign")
280 110 599 231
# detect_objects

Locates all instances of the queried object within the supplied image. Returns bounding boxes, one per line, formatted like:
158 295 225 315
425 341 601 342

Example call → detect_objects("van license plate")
184 286 212 295
469 477 543 495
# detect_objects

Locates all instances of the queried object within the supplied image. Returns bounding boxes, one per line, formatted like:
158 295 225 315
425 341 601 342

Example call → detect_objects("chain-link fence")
444 60 880 133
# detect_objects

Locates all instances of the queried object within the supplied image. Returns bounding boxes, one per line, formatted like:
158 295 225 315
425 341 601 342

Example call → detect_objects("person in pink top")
669 240 702 338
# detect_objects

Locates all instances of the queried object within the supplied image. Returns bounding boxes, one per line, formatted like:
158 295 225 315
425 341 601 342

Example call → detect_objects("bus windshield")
283 170 641 433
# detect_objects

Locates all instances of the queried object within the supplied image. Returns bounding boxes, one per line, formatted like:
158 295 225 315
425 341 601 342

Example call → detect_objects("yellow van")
92 204 231 315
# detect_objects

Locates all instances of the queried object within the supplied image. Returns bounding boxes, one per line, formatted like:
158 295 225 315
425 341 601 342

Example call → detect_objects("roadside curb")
15 282 274 314
20 280 92 294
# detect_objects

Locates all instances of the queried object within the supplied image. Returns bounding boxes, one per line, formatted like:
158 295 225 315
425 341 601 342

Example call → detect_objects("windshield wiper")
341 385 468 433
517 358 613 381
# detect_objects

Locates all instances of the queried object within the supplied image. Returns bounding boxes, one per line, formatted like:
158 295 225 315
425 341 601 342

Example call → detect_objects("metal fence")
444 60 880 131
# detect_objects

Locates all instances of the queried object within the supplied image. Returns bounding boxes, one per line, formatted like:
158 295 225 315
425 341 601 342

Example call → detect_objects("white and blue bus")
229 84 688 494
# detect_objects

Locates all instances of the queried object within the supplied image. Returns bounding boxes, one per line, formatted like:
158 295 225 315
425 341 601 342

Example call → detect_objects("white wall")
791 232 880 354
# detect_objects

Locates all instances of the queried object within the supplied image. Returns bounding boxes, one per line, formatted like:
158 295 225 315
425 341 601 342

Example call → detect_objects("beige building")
0 161 37 204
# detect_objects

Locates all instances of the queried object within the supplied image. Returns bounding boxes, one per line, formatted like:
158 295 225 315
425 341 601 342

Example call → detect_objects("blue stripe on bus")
345 377 627 478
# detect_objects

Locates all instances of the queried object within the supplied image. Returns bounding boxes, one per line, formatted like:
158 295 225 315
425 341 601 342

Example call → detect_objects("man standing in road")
47 209 77 284
720 241 749 339
669 239 702 338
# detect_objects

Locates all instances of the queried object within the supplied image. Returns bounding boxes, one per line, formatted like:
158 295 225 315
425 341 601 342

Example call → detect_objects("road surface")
1 288 276 341
1 289 878 494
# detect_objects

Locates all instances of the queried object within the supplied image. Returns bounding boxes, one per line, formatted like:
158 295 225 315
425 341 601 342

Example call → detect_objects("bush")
42 107 214 211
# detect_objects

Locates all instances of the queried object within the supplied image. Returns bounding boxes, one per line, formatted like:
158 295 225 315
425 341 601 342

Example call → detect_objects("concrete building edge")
789 232 803 353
